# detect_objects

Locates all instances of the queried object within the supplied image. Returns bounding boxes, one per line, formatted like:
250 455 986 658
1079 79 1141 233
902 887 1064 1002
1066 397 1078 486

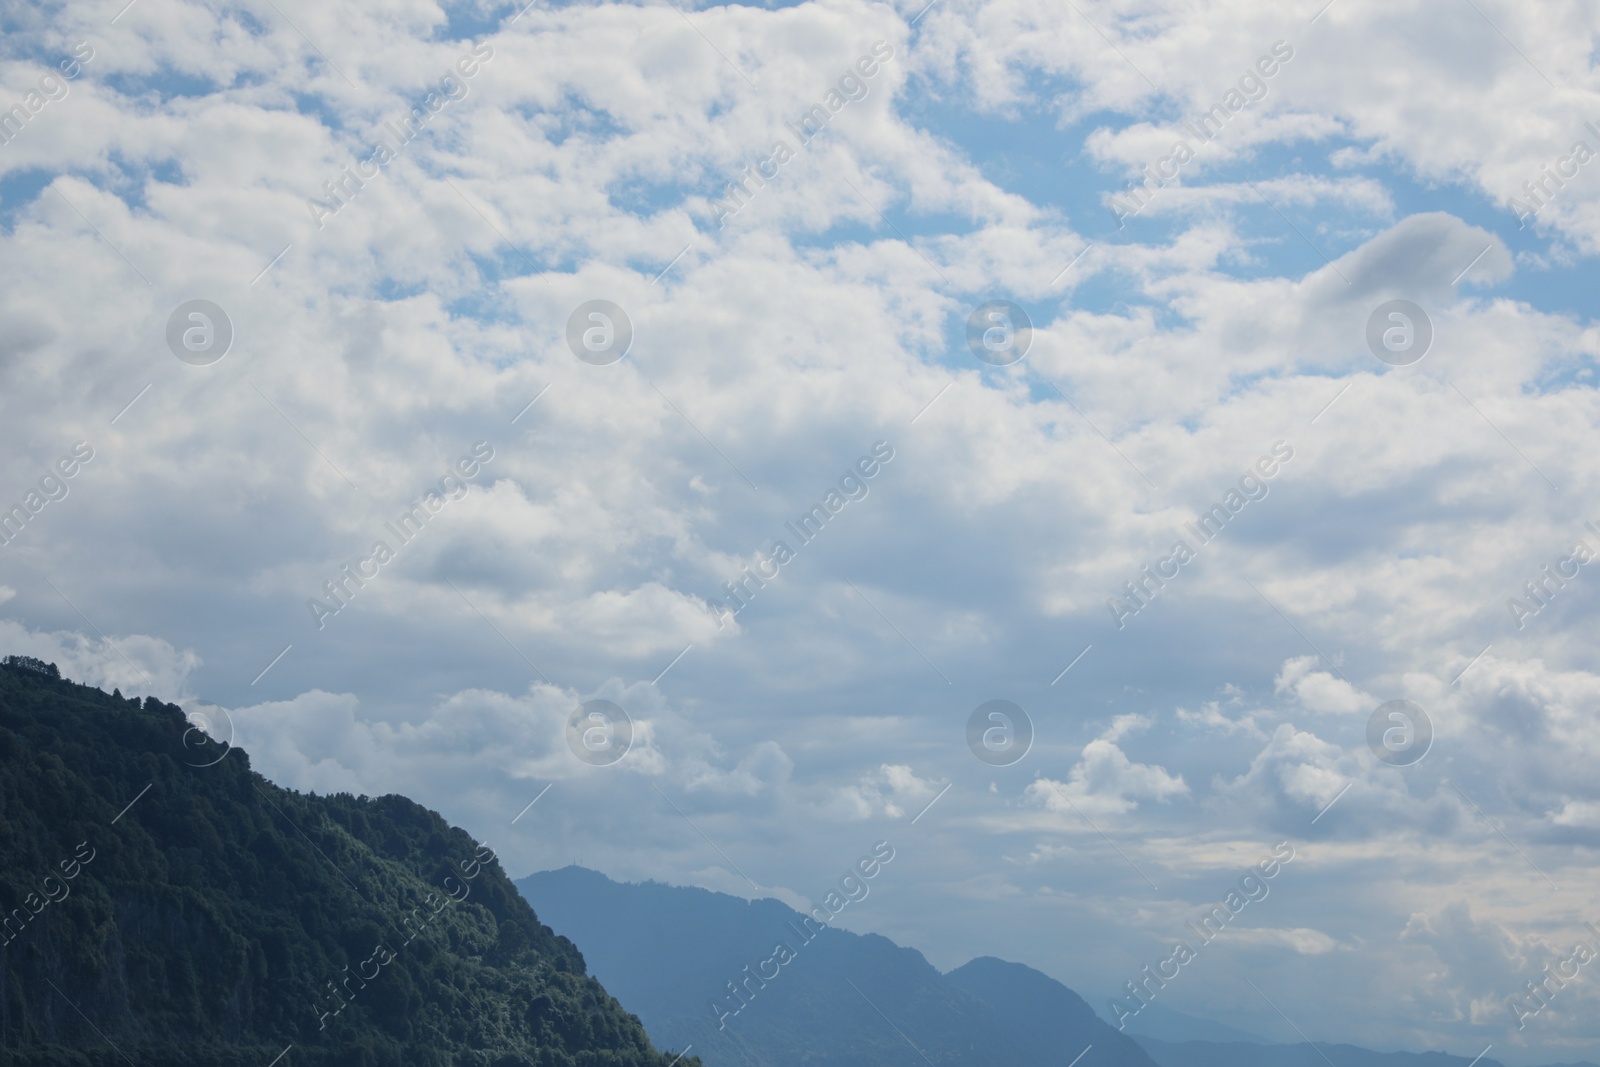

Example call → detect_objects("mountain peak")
520 866 1158 1067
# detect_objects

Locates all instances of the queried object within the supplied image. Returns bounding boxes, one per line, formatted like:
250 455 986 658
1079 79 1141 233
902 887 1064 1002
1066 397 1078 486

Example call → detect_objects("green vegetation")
0 660 696 1067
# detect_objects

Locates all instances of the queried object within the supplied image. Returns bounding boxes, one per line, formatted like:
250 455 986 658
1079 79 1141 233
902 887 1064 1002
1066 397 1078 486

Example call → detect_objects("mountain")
944 955 1159 1064
0 658 695 1067
517 864 1157 1067
1116 1002 1266 1045
1132 1039 1521 1067
1134 1038 1600 1067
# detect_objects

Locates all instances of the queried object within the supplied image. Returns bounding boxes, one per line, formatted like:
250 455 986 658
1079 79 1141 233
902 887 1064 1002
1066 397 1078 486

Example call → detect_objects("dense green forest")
0 658 696 1067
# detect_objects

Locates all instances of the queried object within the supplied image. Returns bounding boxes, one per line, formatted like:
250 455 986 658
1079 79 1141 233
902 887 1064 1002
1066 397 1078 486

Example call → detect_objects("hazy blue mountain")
515 866 1600 1067
1131 1037 1560 1067
1117 1002 1266 1045
945 955 1159 1064
518 865 1158 1067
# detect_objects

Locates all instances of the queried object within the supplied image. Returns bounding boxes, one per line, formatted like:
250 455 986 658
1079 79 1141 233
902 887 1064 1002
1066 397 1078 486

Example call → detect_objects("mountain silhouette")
518 864 1157 1067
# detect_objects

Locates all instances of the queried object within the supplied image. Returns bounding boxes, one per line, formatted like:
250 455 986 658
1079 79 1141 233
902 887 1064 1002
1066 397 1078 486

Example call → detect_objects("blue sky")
3 0 1600 1061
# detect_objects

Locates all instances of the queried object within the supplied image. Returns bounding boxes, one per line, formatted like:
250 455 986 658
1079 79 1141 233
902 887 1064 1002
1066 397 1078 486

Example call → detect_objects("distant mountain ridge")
1132 1037 1597 1067
1117 1002 1266 1045
516 866 1600 1067
517 864 1158 1067
0 661 692 1067
945 955 1155 1065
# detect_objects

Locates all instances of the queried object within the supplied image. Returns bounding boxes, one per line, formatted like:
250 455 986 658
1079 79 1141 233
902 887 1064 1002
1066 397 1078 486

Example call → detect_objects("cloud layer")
3 0 1600 1061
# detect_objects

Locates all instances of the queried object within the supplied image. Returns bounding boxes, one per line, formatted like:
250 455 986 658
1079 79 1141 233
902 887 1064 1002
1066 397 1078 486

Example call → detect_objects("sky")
2 0 1600 1060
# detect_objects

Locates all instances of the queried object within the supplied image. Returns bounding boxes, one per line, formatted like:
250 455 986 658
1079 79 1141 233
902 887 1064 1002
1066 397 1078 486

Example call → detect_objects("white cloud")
1176 700 1266 738
817 762 941 820
1027 716 1189 817
1550 799 1600 829
1275 655 1372 715
0 618 198 702
1226 926 1344 955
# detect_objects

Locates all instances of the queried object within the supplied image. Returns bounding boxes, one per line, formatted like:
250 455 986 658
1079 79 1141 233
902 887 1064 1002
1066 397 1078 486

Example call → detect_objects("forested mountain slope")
0 659 692 1067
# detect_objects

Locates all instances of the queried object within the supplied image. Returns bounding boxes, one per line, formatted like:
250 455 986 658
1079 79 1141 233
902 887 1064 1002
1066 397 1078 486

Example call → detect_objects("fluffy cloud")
1027 715 1189 817
1275 655 1372 714
819 761 942 820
